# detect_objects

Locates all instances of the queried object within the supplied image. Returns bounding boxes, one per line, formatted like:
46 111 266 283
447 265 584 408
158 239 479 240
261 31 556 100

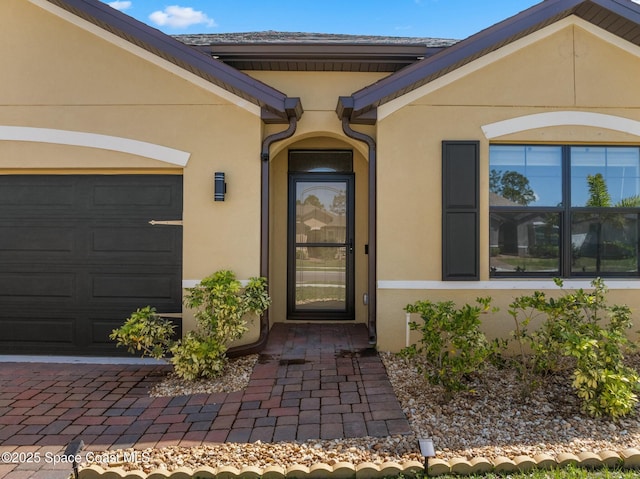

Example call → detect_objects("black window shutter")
442 141 479 280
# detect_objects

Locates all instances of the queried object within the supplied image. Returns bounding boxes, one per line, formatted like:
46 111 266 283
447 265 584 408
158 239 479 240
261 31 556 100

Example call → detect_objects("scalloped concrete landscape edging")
77 448 640 478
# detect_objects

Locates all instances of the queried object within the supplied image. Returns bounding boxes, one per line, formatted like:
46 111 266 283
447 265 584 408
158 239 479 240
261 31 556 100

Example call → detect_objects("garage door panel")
0 225 75 255
91 274 177 300
0 179 76 211
93 183 176 207
0 175 183 355
91 320 125 348
90 225 179 257
89 178 182 218
0 316 76 344
0 272 76 299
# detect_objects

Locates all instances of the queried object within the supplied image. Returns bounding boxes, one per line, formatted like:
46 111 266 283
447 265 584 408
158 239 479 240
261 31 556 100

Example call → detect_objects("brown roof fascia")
339 0 640 123
44 0 301 123
184 43 450 72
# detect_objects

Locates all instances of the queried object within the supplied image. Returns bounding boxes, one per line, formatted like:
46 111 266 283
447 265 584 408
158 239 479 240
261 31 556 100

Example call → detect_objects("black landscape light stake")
64 438 84 479
418 437 435 475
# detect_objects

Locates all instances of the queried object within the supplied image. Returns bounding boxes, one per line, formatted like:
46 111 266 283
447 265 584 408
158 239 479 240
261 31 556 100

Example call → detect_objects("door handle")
349 240 354 254
149 220 183 226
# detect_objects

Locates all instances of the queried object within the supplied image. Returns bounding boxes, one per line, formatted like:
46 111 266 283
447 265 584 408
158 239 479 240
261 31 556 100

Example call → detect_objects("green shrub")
401 297 495 397
169 331 227 380
508 278 639 418
109 306 175 359
111 270 270 380
177 270 270 379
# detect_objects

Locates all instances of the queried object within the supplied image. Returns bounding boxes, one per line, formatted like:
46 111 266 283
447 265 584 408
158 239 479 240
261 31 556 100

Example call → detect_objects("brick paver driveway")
0 323 410 478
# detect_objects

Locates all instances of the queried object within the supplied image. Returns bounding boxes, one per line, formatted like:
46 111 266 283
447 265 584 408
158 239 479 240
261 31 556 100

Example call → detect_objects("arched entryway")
269 137 369 328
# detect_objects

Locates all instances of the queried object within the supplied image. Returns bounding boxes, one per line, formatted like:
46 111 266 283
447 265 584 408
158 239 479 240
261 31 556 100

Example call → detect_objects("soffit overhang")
175 33 457 72
337 0 640 123
39 0 302 123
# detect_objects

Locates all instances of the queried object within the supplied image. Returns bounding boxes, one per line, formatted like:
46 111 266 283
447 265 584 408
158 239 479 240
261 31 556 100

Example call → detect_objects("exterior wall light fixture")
214 172 226 201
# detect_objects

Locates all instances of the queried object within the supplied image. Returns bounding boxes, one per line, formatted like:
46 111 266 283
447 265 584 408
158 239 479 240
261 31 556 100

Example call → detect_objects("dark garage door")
0 175 183 356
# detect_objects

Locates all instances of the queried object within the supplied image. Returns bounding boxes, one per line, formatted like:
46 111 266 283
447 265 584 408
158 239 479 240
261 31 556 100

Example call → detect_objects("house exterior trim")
482 111 640 139
378 16 640 122
345 0 640 122
0 126 191 166
378 280 640 290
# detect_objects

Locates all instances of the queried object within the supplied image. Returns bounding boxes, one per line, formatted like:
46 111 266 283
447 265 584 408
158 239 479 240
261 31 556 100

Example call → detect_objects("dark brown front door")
287 173 355 320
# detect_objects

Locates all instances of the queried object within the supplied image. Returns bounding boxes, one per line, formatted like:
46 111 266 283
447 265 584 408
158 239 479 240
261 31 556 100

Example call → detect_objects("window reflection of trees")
489 169 640 274
572 173 639 274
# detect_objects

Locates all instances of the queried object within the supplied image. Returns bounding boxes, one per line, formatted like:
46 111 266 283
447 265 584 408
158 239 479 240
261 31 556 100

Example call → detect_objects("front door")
288 171 355 320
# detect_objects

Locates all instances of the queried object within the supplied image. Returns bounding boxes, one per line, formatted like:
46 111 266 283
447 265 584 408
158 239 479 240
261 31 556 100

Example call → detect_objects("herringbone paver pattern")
0 324 410 478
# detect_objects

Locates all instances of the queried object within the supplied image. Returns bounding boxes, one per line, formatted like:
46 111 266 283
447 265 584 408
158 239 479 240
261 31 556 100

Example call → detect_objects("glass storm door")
288 173 355 320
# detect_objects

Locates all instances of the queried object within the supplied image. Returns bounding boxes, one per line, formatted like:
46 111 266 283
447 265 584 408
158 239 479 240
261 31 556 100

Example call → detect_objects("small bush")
111 270 270 381
401 297 495 397
176 270 270 379
508 278 639 418
110 306 175 359
170 331 227 380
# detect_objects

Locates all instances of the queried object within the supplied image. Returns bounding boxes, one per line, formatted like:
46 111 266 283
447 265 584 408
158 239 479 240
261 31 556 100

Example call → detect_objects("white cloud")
107 1 132 10
149 5 216 29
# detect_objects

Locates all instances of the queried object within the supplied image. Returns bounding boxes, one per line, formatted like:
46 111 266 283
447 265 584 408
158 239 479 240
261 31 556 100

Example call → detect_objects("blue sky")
102 1 545 39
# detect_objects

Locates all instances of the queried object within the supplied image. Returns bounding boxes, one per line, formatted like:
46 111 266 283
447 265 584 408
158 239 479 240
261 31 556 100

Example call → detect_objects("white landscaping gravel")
149 355 258 397
381 351 640 461
86 351 640 473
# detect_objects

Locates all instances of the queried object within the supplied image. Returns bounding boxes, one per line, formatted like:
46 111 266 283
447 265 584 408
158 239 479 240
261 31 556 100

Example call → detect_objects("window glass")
489 145 562 207
571 147 640 207
289 150 353 172
490 145 640 278
490 211 560 274
571 212 638 274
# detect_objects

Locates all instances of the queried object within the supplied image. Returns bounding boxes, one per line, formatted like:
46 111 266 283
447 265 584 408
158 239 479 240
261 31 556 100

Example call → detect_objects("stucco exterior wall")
375 21 640 351
2 0 264 338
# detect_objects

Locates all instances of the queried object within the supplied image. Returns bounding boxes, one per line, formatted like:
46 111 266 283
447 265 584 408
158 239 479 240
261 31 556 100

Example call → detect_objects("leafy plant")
109 306 176 359
174 270 270 379
508 278 639 418
169 331 227 380
111 270 270 380
400 297 496 397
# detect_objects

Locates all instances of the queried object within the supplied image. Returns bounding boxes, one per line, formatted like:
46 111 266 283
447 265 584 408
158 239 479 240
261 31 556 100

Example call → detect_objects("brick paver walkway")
0 323 410 478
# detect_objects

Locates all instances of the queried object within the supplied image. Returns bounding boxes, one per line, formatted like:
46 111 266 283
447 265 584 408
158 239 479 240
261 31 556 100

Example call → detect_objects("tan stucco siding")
404 22 640 111
2 0 265 341
4 0 228 107
375 21 640 351
249 72 388 112
411 26 577 107
574 26 640 107
379 286 640 353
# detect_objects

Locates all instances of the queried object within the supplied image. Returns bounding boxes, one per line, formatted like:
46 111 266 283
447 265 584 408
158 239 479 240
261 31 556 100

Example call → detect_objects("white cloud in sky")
107 1 132 10
149 6 216 29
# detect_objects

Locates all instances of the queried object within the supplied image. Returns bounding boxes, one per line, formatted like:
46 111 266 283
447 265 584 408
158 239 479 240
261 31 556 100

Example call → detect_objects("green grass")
496 255 559 271
295 285 345 303
493 255 638 273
